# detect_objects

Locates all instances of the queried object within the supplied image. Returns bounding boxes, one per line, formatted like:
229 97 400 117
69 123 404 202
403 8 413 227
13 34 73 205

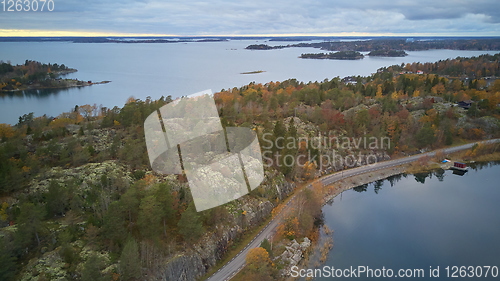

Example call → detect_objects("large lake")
316 162 500 280
0 40 499 124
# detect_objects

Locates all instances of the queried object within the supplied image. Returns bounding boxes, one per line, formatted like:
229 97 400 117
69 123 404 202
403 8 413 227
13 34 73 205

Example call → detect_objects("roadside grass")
472 152 500 162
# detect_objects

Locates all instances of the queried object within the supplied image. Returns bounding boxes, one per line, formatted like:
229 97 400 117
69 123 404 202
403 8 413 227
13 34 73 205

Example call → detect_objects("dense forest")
0 54 499 280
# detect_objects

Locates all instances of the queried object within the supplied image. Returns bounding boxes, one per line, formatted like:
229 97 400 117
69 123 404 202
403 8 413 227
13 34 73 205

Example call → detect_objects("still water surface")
0 40 498 124
316 162 500 280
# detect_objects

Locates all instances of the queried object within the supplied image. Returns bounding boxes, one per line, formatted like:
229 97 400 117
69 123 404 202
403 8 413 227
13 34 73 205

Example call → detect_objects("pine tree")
120 238 141 280
45 180 67 217
102 201 127 247
121 186 140 233
155 183 175 237
0 238 16 281
138 195 162 240
260 238 273 258
177 202 204 243
81 253 105 281
15 203 45 248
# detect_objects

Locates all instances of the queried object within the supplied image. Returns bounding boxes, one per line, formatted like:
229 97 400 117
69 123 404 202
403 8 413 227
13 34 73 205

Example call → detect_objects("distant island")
245 38 500 53
0 60 109 92
245 44 286 50
367 50 408 57
240 70 265 74
300 51 364 60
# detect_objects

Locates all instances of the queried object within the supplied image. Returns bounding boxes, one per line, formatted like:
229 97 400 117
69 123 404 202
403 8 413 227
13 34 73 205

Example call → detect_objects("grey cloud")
0 0 498 35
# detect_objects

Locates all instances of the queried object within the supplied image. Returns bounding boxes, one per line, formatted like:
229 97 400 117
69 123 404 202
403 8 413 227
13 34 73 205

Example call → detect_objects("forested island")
0 60 109 92
0 54 499 281
246 38 500 54
245 44 287 50
368 50 408 57
300 51 364 60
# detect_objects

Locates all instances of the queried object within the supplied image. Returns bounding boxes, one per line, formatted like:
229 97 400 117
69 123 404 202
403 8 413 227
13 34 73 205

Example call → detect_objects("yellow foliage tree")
0 202 8 221
431 83 446 95
246 247 271 268
420 109 438 124
277 216 299 240
50 118 73 129
375 85 383 99
488 93 500 110
0 123 14 139
126 96 136 104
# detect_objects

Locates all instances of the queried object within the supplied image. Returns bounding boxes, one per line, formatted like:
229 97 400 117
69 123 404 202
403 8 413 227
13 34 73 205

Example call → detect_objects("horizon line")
1 29 499 38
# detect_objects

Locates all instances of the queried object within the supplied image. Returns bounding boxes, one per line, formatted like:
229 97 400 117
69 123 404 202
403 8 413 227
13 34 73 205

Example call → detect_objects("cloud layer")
1 0 499 36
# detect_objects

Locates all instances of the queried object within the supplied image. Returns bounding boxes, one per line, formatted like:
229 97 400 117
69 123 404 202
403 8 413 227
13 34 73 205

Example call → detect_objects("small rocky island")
367 50 408 57
0 60 109 92
240 70 265 74
300 51 364 60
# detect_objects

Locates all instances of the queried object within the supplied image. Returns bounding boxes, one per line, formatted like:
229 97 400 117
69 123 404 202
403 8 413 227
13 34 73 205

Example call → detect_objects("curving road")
206 139 500 281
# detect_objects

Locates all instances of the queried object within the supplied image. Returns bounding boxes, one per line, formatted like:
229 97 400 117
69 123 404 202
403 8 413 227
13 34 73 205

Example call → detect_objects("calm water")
0 40 499 124
317 162 500 280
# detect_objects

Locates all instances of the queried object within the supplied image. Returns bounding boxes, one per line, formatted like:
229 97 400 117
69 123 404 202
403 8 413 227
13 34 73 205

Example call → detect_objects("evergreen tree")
155 183 175 237
15 203 45 248
415 123 436 148
177 202 204 243
272 120 286 154
121 186 140 233
81 253 105 281
0 238 16 281
138 195 162 240
45 180 68 217
102 201 127 247
288 118 297 138
120 238 141 280
260 238 273 258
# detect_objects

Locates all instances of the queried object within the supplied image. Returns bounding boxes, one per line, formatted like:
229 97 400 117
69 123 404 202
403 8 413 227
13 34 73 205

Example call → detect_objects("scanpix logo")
144 90 264 212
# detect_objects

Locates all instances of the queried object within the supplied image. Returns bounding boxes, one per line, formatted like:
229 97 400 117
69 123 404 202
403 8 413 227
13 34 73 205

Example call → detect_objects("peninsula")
0 60 109 92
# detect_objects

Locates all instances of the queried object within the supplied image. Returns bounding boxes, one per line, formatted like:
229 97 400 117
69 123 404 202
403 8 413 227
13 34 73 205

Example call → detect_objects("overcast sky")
1 0 499 36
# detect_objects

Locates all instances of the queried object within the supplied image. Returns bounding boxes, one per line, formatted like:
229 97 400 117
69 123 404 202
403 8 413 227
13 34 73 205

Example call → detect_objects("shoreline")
301 153 500 278
320 154 500 205
1 80 111 93
320 142 500 204
321 164 408 205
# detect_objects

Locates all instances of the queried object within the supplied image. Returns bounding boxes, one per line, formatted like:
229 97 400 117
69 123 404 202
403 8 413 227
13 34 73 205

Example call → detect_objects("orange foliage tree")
277 216 299 240
246 247 271 269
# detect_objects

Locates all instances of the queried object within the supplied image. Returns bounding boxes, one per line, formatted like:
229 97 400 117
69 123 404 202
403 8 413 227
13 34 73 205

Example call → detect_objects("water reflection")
0 88 71 99
314 161 500 281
